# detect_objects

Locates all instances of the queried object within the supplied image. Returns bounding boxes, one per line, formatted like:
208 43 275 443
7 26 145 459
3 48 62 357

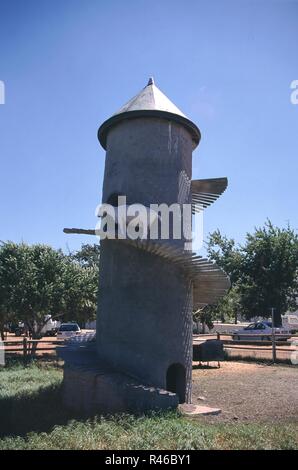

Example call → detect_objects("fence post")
217 332 220 340
0 339 4 366
23 337 27 357
271 308 277 364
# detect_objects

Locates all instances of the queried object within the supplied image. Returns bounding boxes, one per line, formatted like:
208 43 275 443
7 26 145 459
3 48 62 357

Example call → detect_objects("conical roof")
98 78 201 149
113 77 187 117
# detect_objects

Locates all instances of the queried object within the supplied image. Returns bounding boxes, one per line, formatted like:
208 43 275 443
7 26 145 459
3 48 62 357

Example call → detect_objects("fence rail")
1 338 62 357
193 333 296 363
1 334 296 361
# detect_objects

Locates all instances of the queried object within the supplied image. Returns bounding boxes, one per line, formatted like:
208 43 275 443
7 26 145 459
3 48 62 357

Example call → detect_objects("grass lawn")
0 359 297 450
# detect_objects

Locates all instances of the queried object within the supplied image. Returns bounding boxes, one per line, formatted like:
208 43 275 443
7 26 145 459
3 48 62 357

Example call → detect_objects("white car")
57 323 81 339
282 314 298 333
232 321 291 341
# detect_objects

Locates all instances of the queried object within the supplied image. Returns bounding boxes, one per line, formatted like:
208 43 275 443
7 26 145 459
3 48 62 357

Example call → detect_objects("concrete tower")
96 79 228 404
62 79 230 412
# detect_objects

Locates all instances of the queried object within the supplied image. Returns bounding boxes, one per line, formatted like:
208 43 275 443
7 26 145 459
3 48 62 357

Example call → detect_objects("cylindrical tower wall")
97 116 194 403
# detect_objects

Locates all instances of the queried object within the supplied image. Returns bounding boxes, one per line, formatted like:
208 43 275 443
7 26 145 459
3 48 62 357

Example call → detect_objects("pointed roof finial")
147 77 154 86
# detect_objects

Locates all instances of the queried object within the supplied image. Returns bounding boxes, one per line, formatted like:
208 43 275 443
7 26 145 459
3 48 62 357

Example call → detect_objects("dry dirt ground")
192 361 298 424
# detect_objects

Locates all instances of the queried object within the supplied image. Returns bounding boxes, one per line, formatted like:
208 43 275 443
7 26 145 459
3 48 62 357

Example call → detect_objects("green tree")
72 243 100 268
62 259 98 326
0 256 13 340
0 242 99 338
0 242 67 338
239 221 298 325
207 230 243 284
206 230 242 323
67 243 100 325
207 221 298 325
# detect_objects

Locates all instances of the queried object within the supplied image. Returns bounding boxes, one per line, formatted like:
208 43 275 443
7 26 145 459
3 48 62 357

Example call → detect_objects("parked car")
11 316 61 338
232 321 291 341
13 322 26 336
57 323 81 339
39 315 61 337
282 314 298 333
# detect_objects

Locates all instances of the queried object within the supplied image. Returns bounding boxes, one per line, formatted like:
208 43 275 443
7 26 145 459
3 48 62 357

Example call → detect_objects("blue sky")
0 0 297 254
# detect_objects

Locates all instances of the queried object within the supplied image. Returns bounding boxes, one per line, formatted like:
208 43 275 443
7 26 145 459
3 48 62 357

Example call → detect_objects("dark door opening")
166 363 186 404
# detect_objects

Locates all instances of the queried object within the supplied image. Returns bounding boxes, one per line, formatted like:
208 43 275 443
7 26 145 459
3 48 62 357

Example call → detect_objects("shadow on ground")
0 357 222 439
0 383 81 438
0 356 177 439
0 357 83 438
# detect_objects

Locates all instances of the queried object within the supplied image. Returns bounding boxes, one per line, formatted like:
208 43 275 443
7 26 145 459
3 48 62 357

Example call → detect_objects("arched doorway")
166 363 186 404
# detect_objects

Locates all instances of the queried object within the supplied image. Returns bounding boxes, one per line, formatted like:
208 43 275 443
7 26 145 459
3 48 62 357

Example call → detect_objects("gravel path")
192 362 298 424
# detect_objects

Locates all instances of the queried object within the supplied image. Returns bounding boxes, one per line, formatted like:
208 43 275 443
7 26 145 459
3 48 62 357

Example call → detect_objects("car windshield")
263 322 272 328
245 323 256 330
59 324 79 332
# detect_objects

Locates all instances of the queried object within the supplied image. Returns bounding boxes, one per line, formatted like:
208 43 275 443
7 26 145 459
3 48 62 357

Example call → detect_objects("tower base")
59 337 179 414
62 365 179 414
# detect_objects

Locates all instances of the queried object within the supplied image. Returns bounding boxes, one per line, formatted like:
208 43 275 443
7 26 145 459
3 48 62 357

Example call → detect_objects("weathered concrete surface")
97 240 193 403
61 81 231 414
61 81 230 413
60 334 179 413
97 117 195 404
179 403 221 416
63 365 179 414
102 118 193 209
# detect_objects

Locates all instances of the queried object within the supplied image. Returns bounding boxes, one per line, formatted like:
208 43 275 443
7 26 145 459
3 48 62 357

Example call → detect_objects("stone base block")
62 364 179 414
179 403 221 416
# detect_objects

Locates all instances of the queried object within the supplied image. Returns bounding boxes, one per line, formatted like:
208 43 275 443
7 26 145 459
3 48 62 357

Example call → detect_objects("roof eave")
98 109 201 150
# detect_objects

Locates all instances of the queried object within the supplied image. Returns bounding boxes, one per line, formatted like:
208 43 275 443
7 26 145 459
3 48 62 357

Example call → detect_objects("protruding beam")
63 228 96 235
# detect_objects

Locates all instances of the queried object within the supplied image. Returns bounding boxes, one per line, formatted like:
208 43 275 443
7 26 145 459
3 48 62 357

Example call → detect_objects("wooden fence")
2 338 62 356
1 333 297 361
